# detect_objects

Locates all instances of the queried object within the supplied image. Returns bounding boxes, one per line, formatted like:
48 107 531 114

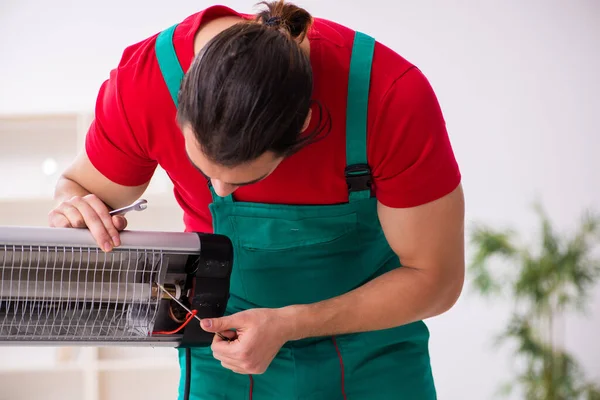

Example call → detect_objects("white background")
1 1 599 399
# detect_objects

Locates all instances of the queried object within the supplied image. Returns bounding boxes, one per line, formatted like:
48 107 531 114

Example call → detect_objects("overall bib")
155 24 436 400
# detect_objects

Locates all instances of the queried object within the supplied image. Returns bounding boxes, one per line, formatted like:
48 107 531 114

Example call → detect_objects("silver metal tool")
109 199 148 216
157 284 231 341
0 225 233 347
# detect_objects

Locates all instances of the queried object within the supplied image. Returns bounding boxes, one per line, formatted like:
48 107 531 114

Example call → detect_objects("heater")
0 225 233 347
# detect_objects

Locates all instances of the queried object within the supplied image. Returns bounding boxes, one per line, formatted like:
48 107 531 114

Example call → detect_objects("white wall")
1 1 599 399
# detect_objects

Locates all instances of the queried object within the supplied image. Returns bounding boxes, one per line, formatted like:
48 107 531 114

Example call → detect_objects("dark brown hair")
177 0 330 167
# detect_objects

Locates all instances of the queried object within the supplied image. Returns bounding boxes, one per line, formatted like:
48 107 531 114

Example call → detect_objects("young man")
50 1 465 398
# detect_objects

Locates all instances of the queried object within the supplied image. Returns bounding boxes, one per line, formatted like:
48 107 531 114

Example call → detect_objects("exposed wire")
152 309 198 335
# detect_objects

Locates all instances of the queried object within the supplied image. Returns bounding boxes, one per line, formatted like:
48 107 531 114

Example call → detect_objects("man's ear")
301 108 312 132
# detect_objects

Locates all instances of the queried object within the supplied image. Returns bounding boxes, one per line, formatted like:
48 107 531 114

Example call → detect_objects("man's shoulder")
109 5 248 125
311 17 415 74
310 17 416 127
110 13 197 96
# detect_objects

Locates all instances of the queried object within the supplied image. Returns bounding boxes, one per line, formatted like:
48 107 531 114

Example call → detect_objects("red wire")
152 310 198 335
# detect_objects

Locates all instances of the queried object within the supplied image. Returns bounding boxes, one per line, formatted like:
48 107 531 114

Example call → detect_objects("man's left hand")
200 307 295 375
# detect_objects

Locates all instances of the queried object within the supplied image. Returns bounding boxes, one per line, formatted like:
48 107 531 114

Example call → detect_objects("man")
49 1 465 398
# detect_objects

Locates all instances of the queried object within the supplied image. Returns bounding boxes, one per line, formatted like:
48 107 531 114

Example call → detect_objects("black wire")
184 347 191 400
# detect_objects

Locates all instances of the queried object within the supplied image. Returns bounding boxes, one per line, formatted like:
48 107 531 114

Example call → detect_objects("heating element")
0 226 233 347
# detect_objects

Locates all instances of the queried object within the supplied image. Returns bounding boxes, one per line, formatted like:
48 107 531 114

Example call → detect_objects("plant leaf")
468 224 518 297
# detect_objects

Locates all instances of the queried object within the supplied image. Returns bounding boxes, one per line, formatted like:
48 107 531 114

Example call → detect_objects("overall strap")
156 24 185 107
345 31 376 202
155 24 233 204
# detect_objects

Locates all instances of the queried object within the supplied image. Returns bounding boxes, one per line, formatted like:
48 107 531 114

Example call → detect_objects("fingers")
212 330 237 341
70 196 114 251
202 313 247 333
211 345 249 375
85 195 123 247
211 331 238 359
50 202 86 228
49 212 73 228
220 362 246 375
48 194 126 252
211 330 237 349
216 354 265 375
112 215 128 231
213 353 239 366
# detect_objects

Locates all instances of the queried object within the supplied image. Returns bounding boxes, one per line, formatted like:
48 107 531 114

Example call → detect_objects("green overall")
155 24 436 400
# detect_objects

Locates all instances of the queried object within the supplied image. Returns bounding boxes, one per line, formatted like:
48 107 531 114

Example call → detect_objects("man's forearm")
284 264 463 341
53 176 91 203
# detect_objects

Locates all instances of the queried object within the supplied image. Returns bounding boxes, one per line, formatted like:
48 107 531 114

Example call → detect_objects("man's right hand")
50 151 150 252
48 194 128 252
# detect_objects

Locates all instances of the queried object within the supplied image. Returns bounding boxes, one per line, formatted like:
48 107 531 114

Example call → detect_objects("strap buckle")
345 164 372 193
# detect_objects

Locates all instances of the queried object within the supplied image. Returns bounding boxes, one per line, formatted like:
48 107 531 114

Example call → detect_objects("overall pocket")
231 212 358 251
227 212 366 308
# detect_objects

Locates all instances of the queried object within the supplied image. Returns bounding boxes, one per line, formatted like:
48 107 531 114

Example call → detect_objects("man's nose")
211 179 237 198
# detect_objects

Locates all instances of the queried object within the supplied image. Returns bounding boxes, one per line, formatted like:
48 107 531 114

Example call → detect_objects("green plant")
469 202 600 400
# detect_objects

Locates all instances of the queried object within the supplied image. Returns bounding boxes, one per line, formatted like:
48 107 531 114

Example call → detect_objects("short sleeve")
369 67 461 208
85 68 158 187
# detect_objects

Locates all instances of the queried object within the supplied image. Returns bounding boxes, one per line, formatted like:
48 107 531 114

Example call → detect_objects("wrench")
109 199 148 216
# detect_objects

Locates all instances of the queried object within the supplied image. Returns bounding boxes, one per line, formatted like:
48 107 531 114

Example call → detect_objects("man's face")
182 125 283 198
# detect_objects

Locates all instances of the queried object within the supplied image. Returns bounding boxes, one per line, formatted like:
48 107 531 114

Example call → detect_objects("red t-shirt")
86 5 461 233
